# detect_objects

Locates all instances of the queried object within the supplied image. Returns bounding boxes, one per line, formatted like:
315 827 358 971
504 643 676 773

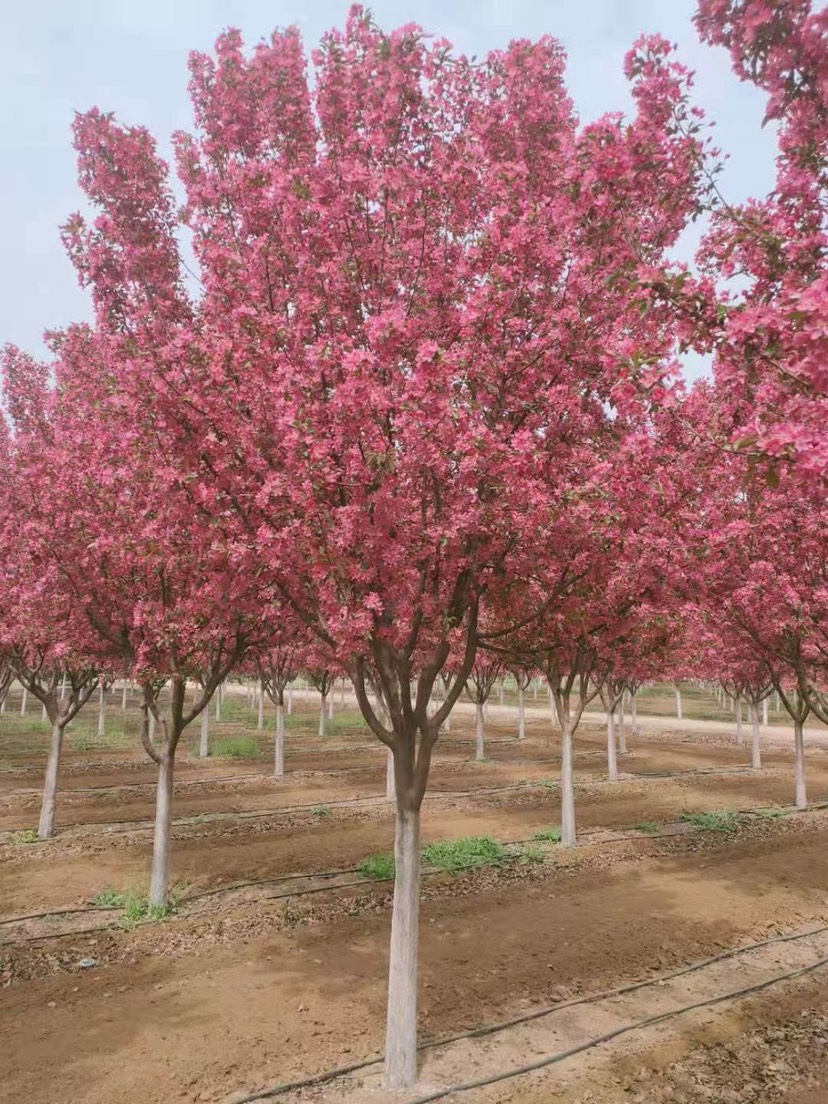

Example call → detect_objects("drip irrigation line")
3 804 822 945
230 925 828 1103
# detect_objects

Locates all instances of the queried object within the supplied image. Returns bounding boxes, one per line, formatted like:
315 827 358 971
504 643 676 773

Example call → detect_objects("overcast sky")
1 0 777 374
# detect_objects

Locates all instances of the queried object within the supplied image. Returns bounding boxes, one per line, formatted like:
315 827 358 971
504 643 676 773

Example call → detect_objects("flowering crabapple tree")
58 10 708 1086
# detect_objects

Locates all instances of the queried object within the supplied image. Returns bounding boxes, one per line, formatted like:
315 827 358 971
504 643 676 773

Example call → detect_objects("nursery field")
2 683 828 1104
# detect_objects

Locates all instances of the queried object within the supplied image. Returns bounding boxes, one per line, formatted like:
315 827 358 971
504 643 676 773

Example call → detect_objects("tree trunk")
41 702 47 722
287 684 293 716
794 718 807 810
736 699 743 745
618 700 627 754
319 693 327 738
675 686 682 720
258 678 265 731
20 687 28 714
631 691 638 736
606 709 618 781
750 702 761 770
38 721 65 839
498 680 504 707
475 702 485 761
215 685 222 722
384 804 421 1090
517 685 525 741
149 711 156 741
97 684 106 738
762 698 768 726
199 706 210 758
533 677 539 700
560 718 576 847
275 703 285 778
328 690 335 720
149 752 175 909
340 679 345 707
60 673 67 701
122 681 128 710
386 746 395 802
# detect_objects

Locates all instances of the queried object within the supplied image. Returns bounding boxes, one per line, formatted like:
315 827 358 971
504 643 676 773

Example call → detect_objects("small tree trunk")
618 700 627 754
606 709 618 781
328 690 335 720
258 679 265 731
560 717 576 847
122 681 128 710
60 673 67 701
386 746 395 801
762 698 768 726
632 691 638 735
750 702 761 770
20 687 28 714
199 706 210 758
517 685 525 740
794 718 807 810
533 677 539 700
41 702 47 722
498 680 504 707
340 680 346 707
736 699 743 745
275 703 285 777
475 702 485 762
444 707 451 733
319 693 327 738
675 686 683 720
775 690 780 711
215 687 221 722
149 752 175 909
384 803 421 1090
38 721 65 839
97 684 106 738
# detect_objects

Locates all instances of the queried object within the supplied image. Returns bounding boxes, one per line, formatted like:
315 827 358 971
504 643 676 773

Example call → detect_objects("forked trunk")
275 704 285 777
199 707 210 758
97 684 106 738
560 717 576 847
149 752 175 909
319 693 327 738
475 703 485 762
750 702 761 770
38 721 65 839
386 746 395 802
606 709 618 781
794 718 807 810
517 685 525 740
384 804 421 1090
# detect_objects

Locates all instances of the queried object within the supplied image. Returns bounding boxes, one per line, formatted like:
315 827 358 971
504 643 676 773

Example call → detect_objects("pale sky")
1 0 778 375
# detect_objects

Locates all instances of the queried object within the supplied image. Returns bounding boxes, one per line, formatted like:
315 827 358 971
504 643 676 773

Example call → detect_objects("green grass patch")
211 735 261 759
753 807 787 819
421 835 507 873
311 805 332 819
518 842 546 864
92 884 181 925
680 810 743 834
356 852 395 880
532 826 562 843
636 821 661 834
10 828 39 845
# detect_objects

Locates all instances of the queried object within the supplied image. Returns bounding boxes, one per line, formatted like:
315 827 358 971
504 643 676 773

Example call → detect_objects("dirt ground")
2 686 828 1104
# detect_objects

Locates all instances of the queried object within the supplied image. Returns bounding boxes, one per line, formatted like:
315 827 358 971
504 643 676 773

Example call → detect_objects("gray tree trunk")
41 702 47 722
60 673 67 701
750 701 762 770
215 685 222 721
606 709 618 781
199 706 210 758
287 684 293 716
762 698 768 726
675 686 682 720
20 687 28 714
560 718 576 847
328 689 335 720
736 699 743 744
275 704 285 777
149 754 175 909
475 702 485 761
38 722 65 839
318 693 327 737
122 681 128 710
618 701 627 754
794 718 807 809
631 691 638 735
257 679 265 730
517 685 525 740
97 683 106 738
384 805 420 1090
149 711 156 741
498 680 504 707
386 746 395 802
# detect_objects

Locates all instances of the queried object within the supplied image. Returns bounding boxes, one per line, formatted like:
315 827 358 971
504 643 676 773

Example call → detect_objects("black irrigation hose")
4 803 823 945
230 925 828 1103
